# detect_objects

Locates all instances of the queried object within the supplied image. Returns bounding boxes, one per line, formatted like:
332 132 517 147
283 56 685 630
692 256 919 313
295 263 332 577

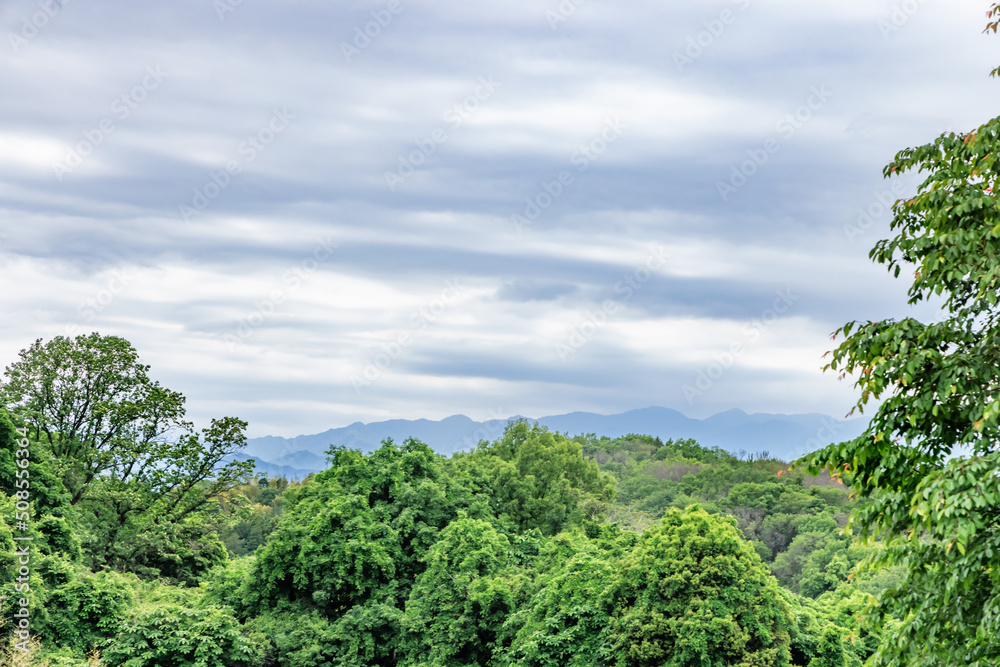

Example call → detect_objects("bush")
102 604 263 667
41 568 137 656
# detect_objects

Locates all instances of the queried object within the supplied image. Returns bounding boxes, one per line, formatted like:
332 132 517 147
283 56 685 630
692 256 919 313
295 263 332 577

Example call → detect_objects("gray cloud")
0 0 993 436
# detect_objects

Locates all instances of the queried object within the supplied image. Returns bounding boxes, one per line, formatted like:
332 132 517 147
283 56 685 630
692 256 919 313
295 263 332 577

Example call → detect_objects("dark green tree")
0 333 189 504
81 415 253 579
0 408 70 516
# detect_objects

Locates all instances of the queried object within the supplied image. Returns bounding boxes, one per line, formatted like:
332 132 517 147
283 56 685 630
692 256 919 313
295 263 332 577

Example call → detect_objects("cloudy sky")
0 0 995 437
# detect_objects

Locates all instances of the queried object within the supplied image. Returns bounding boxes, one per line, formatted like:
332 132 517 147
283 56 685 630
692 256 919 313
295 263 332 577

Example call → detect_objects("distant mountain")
244 414 500 462
271 450 328 470
243 407 867 478
222 452 316 480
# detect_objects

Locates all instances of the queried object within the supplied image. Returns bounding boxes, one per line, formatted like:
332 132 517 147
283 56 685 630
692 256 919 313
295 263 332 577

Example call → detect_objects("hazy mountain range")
236 407 867 479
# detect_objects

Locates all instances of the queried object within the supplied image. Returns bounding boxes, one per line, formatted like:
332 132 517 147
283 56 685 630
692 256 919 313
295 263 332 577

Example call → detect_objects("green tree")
39 568 137 657
400 515 521 666
80 415 253 579
807 626 846 667
466 420 614 535
0 408 70 516
0 334 189 504
803 14 1000 665
0 334 253 580
613 507 792 667
244 438 487 665
498 528 635 667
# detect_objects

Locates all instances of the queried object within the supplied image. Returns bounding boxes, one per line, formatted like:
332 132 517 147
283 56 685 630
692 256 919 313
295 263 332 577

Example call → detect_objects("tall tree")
0 333 189 503
803 11 1000 665
466 420 615 535
0 333 253 580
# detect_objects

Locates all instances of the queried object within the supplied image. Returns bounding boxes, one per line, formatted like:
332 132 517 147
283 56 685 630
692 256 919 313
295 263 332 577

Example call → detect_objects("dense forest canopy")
0 334 879 666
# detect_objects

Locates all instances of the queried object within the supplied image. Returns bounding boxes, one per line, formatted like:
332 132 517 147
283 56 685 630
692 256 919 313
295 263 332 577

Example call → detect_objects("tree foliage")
499 527 635 666
466 420 615 535
400 516 522 666
807 626 846 667
802 17 1000 665
0 334 189 505
0 334 254 582
614 508 792 667
101 603 263 667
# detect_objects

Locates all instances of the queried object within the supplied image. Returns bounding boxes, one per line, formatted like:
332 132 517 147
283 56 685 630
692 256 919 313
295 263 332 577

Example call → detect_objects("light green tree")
807 626 846 667
614 507 792 667
400 515 521 667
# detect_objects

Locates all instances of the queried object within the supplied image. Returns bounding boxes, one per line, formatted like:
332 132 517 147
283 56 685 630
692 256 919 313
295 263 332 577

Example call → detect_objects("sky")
1 0 996 437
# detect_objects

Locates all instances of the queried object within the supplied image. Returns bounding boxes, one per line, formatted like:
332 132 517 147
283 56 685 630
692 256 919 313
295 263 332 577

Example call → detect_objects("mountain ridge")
241 407 865 478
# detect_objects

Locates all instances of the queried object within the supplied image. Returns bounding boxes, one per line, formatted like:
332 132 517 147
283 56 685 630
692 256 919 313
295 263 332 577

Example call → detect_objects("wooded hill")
0 339 878 666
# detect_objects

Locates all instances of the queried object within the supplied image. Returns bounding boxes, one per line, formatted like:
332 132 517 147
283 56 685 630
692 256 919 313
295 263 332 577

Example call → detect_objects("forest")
0 334 878 666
